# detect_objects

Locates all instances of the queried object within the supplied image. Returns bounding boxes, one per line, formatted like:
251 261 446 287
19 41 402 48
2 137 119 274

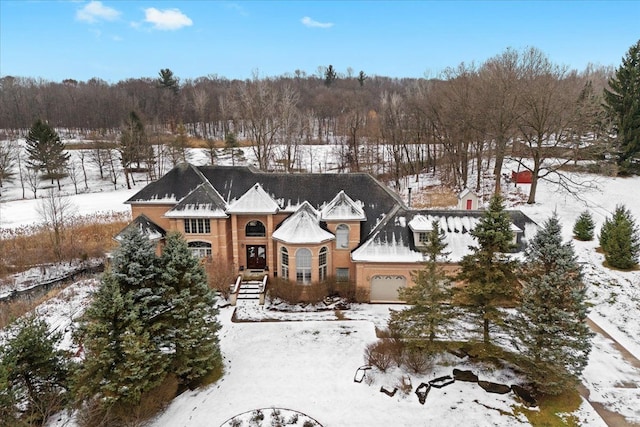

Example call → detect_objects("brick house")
121 163 537 302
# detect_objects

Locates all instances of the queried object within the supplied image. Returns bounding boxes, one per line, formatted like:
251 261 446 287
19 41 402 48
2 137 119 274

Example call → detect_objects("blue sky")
1 1 638 83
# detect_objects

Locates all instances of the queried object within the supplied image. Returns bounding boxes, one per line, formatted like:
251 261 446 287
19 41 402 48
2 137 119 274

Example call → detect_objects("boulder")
415 383 431 405
429 375 455 389
511 384 537 407
380 386 397 397
478 381 511 394
453 368 478 383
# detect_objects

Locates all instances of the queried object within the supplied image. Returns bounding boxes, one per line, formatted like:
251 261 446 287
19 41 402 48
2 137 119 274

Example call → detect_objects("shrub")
301 282 328 304
364 339 402 372
267 278 302 304
402 347 433 374
205 255 237 299
573 211 595 241
395 375 413 395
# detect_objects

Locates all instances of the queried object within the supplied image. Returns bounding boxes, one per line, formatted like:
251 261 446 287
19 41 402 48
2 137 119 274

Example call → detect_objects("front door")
246 245 267 270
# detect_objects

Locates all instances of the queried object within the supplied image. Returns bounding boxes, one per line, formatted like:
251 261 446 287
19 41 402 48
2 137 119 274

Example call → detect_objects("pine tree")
604 40 640 174
0 315 71 425
324 65 337 86
599 205 640 269
25 119 70 190
458 194 517 344
573 210 595 241
74 273 167 407
512 213 592 395
157 233 222 386
119 111 153 189
390 221 454 343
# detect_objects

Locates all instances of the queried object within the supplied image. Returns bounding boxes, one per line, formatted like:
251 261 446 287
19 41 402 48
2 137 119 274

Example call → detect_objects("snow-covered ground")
2 143 639 425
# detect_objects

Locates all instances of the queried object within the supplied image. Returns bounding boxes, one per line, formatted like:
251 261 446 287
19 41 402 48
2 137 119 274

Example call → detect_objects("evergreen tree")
157 233 222 386
74 273 167 407
458 194 517 344
599 205 640 269
357 70 367 87
604 40 640 174
512 213 592 395
119 111 153 189
390 221 454 343
0 315 71 426
573 210 595 241
25 119 70 190
324 65 337 86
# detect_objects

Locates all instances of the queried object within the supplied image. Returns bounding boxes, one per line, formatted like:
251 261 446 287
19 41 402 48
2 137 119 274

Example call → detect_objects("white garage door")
370 275 406 302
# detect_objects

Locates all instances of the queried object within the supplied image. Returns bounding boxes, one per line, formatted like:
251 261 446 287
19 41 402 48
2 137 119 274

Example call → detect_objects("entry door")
246 245 267 270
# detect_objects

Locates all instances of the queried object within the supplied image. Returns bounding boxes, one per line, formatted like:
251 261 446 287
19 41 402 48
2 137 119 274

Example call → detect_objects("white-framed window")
318 246 328 282
336 268 349 282
188 241 212 258
184 218 211 234
280 247 289 279
336 224 349 249
418 232 429 246
296 248 312 284
246 220 266 237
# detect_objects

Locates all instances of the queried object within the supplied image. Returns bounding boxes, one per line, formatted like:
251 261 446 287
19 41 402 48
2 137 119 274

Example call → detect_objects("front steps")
236 281 262 305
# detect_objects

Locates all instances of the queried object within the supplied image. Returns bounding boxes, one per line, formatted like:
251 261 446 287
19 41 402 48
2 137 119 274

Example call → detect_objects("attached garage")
370 275 406 302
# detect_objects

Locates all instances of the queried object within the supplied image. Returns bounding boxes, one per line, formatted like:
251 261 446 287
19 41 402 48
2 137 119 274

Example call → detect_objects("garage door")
370 275 406 302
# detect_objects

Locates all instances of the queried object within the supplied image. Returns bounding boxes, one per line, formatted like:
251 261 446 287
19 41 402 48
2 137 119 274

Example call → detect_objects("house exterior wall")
457 193 480 210
325 221 361 282
131 204 174 230
275 242 332 284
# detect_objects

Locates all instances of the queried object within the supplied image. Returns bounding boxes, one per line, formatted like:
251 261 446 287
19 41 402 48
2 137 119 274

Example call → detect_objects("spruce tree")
0 315 71 425
458 194 517 344
512 213 592 395
604 40 640 174
157 233 222 386
25 119 70 190
390 221 453 344
599 205 640 269
74 273 167 408
573 210 595 241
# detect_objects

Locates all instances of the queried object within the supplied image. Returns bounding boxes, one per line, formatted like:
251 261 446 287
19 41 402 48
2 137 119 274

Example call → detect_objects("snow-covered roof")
458 188 478 199
226 183 280 214
164 182 228 218
115 214 166 242
272 202 335 244
408 214 434 232
352 233 424 263
320 190 366 221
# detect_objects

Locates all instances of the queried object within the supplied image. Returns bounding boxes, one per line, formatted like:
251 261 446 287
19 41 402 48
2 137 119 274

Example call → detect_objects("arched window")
280 247 289 279
336 224 349 249
188 241 212 258
245 220 266 237
318 246 328 282
296 248 312 284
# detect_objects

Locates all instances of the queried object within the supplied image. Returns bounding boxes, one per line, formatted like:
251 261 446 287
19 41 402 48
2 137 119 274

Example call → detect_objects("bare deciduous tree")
37 188 77 260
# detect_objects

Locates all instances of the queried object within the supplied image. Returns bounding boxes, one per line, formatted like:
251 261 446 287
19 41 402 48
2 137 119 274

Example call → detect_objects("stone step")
237 294 260 300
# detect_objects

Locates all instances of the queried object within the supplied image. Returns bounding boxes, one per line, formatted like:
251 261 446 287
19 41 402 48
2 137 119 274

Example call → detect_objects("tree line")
1 42 639 203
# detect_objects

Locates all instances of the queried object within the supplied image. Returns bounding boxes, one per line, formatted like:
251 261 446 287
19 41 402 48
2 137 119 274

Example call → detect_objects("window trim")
318 246 328 282
336 267 349 282
184 218 211 234
188 241 212 258
280 247 289 279
245 220 266 237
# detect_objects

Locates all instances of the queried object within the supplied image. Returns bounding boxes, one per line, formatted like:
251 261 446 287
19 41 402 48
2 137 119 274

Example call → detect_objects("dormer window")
417 232 429 246
246 220 266 237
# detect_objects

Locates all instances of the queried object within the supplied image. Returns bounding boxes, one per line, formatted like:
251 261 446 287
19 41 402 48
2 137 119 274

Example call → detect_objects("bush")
573 211 595 241
205 255 237 299
402 347 433 374
267 278 302 304
364 339 404 372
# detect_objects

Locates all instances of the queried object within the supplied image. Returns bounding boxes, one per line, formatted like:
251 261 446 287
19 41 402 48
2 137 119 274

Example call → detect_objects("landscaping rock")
447 348 468 359
353 365 371 383
380 386 397 397
452 368 478 383
511 384 537 407
478 381 511 394
428 375 455 389
414 383 431 405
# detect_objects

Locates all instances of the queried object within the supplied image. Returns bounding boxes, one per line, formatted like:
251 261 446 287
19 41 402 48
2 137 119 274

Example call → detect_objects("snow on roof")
320 190 366 221
408 214 434 232
458 188 477 199
226 183 280 214
115 214 166 242
164 182 228 218
272 202 335 244
352 234 424 263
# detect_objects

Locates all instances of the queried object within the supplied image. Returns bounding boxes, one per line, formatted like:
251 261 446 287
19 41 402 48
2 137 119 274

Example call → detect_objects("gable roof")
272 202 335 244
164 181 228 218
115 214 166 242
226 182 280 214
320 190 367 221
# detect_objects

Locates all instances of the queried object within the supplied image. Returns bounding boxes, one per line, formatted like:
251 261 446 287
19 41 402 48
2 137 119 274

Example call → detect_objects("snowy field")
1 143 639 425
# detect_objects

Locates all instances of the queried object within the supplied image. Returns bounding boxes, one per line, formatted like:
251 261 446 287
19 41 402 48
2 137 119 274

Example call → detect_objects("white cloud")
76 1 121 23
301 16 333 29
144 8 193 31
